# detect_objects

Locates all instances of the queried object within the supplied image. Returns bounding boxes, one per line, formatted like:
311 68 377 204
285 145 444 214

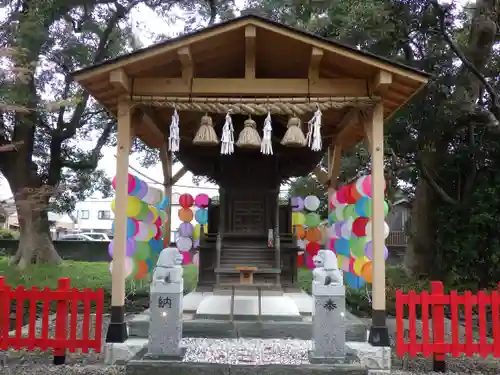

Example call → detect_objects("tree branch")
62 121 115 171
415 156 457 205
430 0 500 125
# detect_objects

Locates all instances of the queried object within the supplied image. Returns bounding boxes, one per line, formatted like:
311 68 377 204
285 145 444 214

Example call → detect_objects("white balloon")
176 236 193 252
298 251 305 256
304 195 321 211
335 204 346 221
109 256 133 278
297 239 307 250
326 225 337 238
340 218 353 239
356 175 368 197
142 186 163 206
364 221 390 240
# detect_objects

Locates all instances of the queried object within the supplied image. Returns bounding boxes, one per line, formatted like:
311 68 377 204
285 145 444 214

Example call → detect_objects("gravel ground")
3 315 500 374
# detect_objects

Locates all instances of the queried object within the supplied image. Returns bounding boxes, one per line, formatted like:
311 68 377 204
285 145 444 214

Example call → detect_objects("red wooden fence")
396 281 500 370
0 276 104 363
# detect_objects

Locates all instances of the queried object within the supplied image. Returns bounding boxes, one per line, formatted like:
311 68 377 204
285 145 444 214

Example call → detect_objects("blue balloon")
195 208 208 225
111 218 138 239
354 196 370 217
146 258 153 272
345 271 366 289
149 239 164 254
328 211 337 224
334 238 350 257
156 196 169 210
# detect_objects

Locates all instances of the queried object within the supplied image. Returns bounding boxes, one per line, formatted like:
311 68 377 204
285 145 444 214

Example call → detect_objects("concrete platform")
127 311 367 341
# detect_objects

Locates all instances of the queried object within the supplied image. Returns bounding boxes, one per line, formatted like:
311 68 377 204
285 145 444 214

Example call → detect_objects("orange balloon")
295 224 306 239
361 261 373 283
134 260 149 279
350 185 361 201
178 208 194 222
305 227 321 242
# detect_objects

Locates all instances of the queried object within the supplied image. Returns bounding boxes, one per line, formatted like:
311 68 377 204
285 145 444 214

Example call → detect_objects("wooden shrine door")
225 190 272 235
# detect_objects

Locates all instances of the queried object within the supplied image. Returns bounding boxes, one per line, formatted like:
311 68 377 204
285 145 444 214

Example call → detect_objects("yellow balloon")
111 199 116 212
292 212 306 226
126 196 142 218
193 224 200 240
337 254 344 269
353 257 367 276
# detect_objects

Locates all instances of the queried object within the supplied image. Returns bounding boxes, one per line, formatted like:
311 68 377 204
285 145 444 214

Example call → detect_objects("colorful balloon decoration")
291 195 323 269
175 193 211 263
327 174 390 288
109 173 169 279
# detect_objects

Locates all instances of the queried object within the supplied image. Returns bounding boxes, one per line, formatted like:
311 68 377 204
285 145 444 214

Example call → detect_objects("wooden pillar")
160 144 173 247
216 187 225 285
327 143 342 205
106 100 132 343
275 189 281 285
366 102 390 347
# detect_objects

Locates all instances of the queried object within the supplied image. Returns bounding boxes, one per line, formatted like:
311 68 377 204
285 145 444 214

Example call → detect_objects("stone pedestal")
147 279 185 359
309 283 346 364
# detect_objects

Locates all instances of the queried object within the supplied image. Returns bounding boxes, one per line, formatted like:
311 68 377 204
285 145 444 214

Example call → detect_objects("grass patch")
1 256 426 317
0 257 198 311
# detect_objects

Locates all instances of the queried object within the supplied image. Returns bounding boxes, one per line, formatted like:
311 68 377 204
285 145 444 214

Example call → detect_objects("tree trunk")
403 176 437 276
9 192 62 269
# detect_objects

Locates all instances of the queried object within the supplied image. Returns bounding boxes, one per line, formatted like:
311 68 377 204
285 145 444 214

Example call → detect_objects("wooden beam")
371 70 392 95
132 77 368 97
245 25 256 79
327 144 342 181
172 165 187 185
334 108 360 141
308 47 323 82
177 47 193 83
109 69 130 92
140 107 166 141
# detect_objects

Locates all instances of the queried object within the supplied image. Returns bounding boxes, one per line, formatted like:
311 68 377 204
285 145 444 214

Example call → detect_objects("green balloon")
363 199 372 218
384 201 389 217
343 204 358 220
350 236 368 258
305 212 321 228
134 242 152 260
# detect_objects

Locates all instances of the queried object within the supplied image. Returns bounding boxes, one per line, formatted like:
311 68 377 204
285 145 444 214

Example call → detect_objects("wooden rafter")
308 47 323 83
245 25 256 79
109 69 130 92
370 70 392 96
177 46 193 83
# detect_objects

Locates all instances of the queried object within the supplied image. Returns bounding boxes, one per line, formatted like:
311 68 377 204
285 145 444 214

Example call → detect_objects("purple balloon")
108 238 136 258
179 222 194 237
135 180 148 199
334 221 343 237
193 239 200 249
365 241 388 260
291 197 304 212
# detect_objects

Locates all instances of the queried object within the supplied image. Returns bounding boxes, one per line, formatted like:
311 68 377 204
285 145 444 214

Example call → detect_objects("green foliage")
0 228 20 239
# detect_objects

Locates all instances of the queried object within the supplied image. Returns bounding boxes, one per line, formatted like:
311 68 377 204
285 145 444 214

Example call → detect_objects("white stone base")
196 295 301 318
104 338 148 365
345 342 391 370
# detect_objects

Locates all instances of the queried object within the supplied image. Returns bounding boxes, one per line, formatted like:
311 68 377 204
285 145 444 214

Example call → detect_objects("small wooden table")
235 266 257 284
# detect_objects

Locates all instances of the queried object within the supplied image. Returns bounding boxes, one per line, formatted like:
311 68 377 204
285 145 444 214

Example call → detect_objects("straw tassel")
220 112 234 155
260 111 273 155
306 106 322 151
168 109 180 152
193 114 219 146
236 116 261 148
281 116 306 147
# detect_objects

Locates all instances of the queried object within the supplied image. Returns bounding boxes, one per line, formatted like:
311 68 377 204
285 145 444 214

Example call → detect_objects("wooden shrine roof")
72 14 430 151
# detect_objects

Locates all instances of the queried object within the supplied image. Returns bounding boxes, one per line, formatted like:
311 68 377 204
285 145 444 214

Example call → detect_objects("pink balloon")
306 254 316 269
362 175 372 197
328 238 336 251
342 257 350 272
192 251 199 266
182 251 191 265
195 193 210 208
